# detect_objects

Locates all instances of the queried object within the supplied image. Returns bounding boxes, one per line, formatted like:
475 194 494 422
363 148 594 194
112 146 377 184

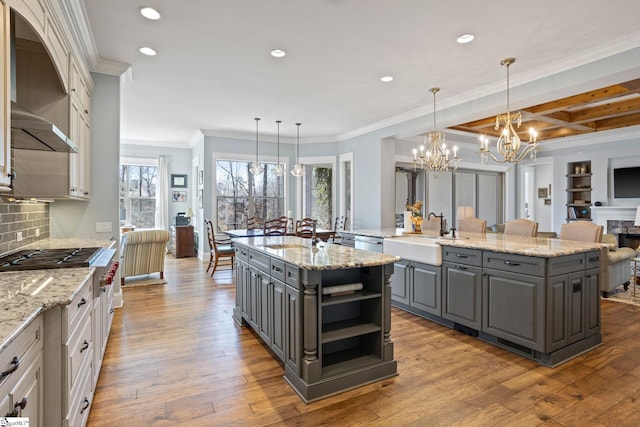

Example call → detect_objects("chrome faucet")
427 212 448 236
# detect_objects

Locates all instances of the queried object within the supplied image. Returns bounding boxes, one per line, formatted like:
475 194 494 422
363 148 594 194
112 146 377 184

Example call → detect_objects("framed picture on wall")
537 187 548 198
172 191 187 202
171 174 187 188
544 198 551 205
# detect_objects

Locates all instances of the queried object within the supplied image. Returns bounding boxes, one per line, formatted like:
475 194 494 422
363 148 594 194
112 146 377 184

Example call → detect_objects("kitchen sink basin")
383 236 442 266
265 244 307 250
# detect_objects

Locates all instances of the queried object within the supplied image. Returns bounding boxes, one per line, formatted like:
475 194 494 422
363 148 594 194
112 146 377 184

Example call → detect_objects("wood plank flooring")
88 256 640 426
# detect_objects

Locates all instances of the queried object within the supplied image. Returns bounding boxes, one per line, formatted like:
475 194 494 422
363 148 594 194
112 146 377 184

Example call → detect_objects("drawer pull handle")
80 398 90 414
1 356 19 378
6 397 27 417
588 257 598 263
80 340 89 353
455 254 469 258
455 265 467 270
78 298 87 308
272 265 283 273
503 261 520 266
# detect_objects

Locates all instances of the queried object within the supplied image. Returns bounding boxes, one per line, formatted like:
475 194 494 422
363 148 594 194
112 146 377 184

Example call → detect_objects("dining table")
225 228 335 241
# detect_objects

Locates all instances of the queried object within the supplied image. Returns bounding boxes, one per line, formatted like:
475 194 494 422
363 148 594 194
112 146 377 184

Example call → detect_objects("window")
303 165 333 229
119 159 158 228
216 160 284 231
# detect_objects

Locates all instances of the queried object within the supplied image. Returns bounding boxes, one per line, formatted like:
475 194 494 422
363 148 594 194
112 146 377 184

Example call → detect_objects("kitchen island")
383 232 604 367
232 236 399 402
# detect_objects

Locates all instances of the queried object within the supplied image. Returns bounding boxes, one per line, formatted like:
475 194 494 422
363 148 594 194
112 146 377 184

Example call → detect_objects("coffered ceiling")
450 79 640 142
78 0 640 146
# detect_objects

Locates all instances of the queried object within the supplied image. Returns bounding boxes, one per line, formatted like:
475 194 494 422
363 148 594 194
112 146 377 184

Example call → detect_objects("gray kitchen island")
232 236 399 402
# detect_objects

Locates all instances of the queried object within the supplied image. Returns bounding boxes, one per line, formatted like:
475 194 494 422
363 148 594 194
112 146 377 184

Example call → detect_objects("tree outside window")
119 163 157 228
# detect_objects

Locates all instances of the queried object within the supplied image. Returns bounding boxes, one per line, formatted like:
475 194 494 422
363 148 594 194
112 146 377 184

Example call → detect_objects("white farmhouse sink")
383 236 442 266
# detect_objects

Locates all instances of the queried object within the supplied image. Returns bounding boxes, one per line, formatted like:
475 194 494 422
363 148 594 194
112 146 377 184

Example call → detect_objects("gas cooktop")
0 247 103 272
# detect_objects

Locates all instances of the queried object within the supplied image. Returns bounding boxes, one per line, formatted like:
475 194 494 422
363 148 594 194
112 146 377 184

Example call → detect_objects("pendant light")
291 122 304 177
249 117 263 176
272 120 285 176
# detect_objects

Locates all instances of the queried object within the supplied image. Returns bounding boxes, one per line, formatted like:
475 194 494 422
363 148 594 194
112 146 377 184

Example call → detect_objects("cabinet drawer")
0 316 42 390
270 258 286 282
548 253 587 276
249 249 271 274
341 233 355 247
67 357 93 427
483 251 545 276
66 279 93 336
442 246 482 267
65 309 93 397
285 264 299 288
585 251 601 270
235 245 249 262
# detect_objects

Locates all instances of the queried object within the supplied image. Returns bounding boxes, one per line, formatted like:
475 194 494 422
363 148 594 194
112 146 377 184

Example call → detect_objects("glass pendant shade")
272 120 285 176
291 122 304 177
250 117 264 176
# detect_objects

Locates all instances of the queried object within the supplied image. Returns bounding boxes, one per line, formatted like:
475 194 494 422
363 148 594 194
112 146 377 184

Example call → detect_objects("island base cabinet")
285 282 302 376
482 269 545 352
391 260 442 318
443 262 482 330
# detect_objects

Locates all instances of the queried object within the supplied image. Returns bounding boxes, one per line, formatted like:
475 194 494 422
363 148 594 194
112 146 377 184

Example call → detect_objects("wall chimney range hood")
10 101 78 153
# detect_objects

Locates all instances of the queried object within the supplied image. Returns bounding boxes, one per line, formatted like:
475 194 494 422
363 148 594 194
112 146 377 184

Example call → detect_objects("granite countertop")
0 238 115 354
407 232 604 257
234 236 399 270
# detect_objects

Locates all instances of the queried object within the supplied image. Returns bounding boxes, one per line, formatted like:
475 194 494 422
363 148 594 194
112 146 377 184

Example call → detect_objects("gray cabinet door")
248 269 260 329
234 260 244 313
546 274 569 352
411 262 441 316
241 262 250 319
259 274 272 345
443 262 482 329
482 269 545 351
585 268 600 336
285 284 302 376
390 262 410 305
272 279 286 361
567 272 586 345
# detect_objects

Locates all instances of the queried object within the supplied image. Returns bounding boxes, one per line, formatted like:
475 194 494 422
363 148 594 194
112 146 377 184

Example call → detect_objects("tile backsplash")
0 201 49 254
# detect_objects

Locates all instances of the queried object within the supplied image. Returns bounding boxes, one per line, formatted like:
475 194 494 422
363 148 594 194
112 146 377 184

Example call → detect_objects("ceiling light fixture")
380 75 394 82
413 88 459 172
250 118 264 176
140 7 161 20
456 33 474 44
478 57 540 164
291 123 304 177
270 49 286 58
272 120 285 176
139 47 157 56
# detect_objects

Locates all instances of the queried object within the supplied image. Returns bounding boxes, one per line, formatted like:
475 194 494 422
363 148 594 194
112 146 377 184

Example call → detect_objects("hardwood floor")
88 256 640 426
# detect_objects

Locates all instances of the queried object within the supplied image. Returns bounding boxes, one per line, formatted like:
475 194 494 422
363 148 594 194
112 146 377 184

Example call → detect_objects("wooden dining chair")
263 216 288 236
246 216 263 230
329 216 347 243
205 218 235 275
504 218 539 237
295 218 317 239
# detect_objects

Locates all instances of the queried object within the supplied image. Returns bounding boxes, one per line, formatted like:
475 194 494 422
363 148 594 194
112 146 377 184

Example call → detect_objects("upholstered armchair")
458 217 487 234
120 229 171 286
600 234 636 297
504 219 539 237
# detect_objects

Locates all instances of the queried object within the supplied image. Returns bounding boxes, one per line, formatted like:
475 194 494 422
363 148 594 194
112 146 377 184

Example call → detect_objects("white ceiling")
81 0 640 145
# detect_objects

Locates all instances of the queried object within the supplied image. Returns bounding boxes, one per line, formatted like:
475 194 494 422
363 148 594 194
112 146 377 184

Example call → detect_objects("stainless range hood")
10 101 78 153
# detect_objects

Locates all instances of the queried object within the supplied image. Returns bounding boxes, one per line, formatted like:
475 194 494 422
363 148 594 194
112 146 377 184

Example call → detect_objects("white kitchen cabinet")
0 316 43 425
68 57 91 198
0 0 10 191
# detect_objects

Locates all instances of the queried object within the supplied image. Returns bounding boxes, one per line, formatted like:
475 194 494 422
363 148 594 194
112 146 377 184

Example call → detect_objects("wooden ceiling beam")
524 84 631 115
568 97 640 123
593 111 640 131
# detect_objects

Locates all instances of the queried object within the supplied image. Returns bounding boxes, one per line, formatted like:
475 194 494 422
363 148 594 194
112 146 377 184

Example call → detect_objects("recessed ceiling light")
456 33 475 44
140 7 161 20
380 76 394 82
270 49 286 58
139 47 157 56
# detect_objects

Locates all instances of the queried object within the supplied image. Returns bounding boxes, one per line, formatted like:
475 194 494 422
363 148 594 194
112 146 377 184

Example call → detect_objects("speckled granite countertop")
0 238 115 354
234 236 399 270
392 232 604 257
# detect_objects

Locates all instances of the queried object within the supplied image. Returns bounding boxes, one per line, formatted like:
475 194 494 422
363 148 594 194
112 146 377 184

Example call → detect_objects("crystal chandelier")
249 117 264 175
478 58 541 164
413 88 459 172
272 120 285 176
290 122 304 177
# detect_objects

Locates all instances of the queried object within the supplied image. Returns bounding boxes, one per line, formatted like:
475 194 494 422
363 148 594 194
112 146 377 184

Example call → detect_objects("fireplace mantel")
591 206 637 227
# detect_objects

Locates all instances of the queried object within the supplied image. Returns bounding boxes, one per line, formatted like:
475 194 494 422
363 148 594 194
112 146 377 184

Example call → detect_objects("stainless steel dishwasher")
354 235 384 253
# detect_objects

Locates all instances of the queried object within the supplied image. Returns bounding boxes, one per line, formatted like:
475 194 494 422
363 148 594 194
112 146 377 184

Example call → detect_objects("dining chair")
246 216 263 230
504 218 539 237
329 216 347 243
458 217 487 234
205 218 235 275
295 218 317 239
263 216 289 236
559 221 603 242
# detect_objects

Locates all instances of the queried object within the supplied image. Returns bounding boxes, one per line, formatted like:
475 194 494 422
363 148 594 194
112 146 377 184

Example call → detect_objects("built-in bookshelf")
566 161 592 222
